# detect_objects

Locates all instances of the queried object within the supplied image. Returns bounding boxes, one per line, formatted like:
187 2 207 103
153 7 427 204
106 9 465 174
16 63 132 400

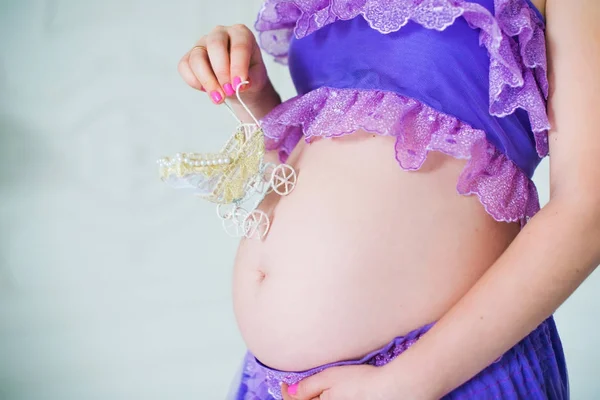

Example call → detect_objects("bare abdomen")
232 132 519 372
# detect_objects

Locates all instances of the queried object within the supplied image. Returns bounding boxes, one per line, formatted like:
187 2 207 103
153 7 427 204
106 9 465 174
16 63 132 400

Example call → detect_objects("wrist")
380 354 440 400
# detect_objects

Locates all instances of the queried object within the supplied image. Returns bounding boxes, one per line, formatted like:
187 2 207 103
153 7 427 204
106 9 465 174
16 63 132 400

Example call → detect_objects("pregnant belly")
232 131 519 372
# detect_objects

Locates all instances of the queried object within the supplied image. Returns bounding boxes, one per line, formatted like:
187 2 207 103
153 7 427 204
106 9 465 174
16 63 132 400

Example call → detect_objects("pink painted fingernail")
233 76 242 88
223 83 235 96
287 383 298 395
210 91 223 104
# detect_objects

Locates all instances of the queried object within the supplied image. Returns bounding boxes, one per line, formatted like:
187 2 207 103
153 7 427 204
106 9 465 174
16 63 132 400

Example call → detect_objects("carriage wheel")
222 207 248 237
261 163 276 194
216 203 236 220
270 164 297 196
247 171 268 195
243 210 271 240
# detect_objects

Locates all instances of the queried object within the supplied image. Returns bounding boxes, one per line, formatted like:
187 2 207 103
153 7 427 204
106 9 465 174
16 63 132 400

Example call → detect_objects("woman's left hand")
280 364 397 400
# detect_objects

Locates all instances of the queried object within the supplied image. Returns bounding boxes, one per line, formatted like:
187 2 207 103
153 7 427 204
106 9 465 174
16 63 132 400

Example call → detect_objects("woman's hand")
178 24 271 105
280 364 402 400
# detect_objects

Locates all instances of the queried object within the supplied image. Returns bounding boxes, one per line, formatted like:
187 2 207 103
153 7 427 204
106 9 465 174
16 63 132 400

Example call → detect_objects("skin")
180 0 600 398
177 24 281 123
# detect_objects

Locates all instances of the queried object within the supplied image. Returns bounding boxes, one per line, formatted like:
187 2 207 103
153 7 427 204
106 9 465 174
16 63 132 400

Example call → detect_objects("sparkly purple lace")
237 323 431 399
255 0 548 225
255 0 550 157
262 88 540 224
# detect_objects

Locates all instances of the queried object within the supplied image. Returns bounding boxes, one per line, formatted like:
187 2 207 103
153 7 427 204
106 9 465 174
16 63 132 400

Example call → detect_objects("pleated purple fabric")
230 317 568 399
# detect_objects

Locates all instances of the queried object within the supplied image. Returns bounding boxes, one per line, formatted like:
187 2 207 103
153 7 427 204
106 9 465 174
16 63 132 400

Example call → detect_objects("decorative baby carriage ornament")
157 81 297 240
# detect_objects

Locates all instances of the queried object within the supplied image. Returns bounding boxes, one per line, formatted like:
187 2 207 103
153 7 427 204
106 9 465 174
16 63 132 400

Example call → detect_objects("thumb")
286 373 330 400
280 383 294 400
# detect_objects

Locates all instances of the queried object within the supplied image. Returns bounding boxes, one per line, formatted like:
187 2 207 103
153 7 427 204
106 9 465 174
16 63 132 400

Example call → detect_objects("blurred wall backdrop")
0 1 598 399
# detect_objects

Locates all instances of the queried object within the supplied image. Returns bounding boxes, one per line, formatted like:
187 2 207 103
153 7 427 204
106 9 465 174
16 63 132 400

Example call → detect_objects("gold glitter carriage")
157 81 297 240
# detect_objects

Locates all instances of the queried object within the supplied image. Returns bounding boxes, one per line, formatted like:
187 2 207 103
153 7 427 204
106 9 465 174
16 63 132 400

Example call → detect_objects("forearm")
384 197 600 399
229 79 281 123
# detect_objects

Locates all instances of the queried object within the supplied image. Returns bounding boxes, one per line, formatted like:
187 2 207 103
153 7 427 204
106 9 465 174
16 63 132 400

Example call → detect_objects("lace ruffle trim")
261 87 540 225
255 0 550 157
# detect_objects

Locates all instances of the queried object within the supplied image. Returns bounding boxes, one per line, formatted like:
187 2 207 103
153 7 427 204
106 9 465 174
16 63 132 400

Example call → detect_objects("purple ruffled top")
254 0 550 225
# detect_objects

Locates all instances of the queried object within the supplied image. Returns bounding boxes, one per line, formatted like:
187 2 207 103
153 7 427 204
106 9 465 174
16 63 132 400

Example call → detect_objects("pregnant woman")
175 0 600 398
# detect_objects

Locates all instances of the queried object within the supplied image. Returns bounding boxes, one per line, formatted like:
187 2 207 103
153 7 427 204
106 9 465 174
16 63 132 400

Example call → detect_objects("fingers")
282 383 320 400
292 372 332 400
177 51 204 91
281 383 294 400
228 24 254 91
206 26 233 96
187 40 224 104
179 24 260 104
188 28 229 103
318 391 331 400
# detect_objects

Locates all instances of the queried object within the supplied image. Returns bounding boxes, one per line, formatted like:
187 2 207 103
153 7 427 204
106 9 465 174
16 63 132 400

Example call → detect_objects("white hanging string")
222 80 262 127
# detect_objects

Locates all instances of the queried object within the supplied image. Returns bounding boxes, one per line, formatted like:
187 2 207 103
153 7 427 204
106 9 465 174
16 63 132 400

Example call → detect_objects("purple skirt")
229 316 568 399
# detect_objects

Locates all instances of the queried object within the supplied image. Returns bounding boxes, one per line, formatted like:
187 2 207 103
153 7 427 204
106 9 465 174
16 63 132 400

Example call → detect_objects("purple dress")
230 0 569 398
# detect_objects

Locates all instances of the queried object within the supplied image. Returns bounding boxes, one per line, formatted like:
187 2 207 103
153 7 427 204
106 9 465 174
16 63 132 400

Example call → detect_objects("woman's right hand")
178 24 270 105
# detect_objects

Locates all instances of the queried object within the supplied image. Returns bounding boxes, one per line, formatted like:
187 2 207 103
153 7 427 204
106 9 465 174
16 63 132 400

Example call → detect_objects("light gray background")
0 1 597 399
